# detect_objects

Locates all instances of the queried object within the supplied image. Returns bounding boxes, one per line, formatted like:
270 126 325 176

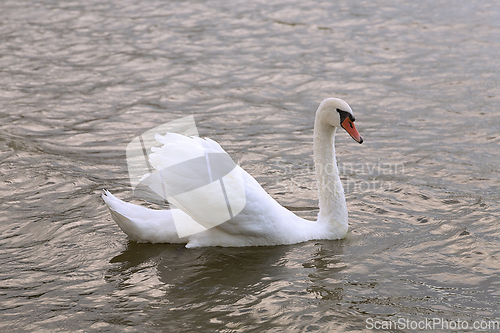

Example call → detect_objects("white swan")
102 98 363 247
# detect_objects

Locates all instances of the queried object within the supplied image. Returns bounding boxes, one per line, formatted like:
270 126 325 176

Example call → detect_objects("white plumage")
103 98 363 247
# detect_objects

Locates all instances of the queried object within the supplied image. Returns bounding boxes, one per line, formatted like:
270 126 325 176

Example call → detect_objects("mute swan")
102 98 363 247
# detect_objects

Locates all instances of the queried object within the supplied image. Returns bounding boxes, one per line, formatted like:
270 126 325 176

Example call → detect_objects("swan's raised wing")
143 133 247 237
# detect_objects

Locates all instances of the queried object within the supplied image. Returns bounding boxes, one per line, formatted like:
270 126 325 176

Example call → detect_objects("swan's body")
103 98 363 248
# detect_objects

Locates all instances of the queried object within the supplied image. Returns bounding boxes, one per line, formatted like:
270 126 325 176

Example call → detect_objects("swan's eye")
336 108 355 123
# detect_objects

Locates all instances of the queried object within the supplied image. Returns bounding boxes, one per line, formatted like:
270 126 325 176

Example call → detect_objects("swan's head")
317 98 363 144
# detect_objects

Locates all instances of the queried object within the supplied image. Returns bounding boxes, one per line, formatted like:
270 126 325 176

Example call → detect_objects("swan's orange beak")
341 118 363 144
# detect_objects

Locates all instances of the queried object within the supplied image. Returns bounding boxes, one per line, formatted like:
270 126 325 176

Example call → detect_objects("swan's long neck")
313 116 348 232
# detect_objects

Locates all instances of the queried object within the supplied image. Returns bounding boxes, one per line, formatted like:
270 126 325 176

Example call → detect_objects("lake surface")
1 0 499 331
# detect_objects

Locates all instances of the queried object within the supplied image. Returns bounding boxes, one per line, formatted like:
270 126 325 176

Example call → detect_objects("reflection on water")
0 0 499 331
107 241 349 331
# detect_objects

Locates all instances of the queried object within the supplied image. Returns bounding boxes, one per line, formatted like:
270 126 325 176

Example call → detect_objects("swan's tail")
102 190 185 244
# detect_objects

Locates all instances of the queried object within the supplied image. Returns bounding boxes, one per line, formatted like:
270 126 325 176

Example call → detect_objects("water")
0 0 499 331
